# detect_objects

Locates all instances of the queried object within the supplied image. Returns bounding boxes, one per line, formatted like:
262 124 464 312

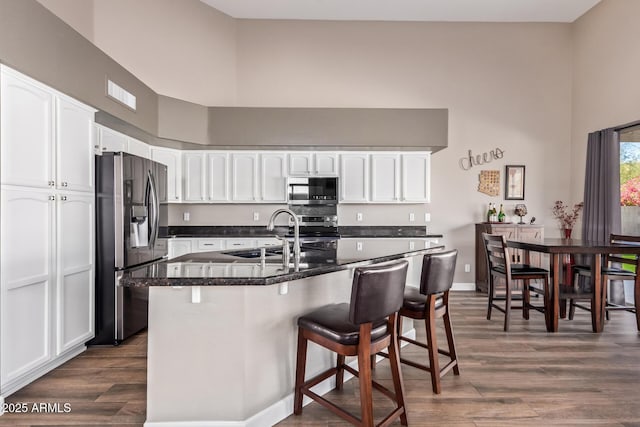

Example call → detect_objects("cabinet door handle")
62 182 68 187
48 195 56 201
61 196 68 201
48 180 55 187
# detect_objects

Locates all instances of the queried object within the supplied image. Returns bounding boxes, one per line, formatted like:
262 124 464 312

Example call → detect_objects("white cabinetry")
0 188 53 389
370 154 400 202
183 152 207 202
231 153 258 202
207 153 229 202
127 137 151 159
95 124 128 153
55 98 95 193
168 239 193 260
340 151 431 204
0 70 54 189
56 193 94 355
260 153 287 202
340 153 369 202
289 152 338 176
0 66 96 397
402 153 431 203
151 147 182 202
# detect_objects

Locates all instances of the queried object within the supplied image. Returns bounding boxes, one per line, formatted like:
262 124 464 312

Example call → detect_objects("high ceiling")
200 0 601 23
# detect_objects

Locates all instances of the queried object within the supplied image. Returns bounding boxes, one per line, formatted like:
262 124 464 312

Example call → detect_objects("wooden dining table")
506 238 640 333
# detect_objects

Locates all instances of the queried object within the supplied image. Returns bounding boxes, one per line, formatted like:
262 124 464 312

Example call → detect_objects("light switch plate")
424 213 431 222
356 213 363 222
409 213 415 222
253 212 260 221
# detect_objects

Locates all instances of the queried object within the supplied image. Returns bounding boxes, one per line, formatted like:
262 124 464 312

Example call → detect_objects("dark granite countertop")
164 225 442 239
121 239 444 287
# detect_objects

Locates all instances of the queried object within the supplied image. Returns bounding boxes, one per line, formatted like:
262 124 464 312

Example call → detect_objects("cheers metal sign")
459 148 505 170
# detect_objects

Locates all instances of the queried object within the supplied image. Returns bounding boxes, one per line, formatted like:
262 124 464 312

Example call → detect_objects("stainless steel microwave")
288 177 339 205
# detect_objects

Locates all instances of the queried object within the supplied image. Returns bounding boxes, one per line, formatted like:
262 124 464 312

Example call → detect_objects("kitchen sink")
223 248 282 258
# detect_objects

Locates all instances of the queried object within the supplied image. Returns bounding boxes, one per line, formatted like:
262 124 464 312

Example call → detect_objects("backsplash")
167 203 430 227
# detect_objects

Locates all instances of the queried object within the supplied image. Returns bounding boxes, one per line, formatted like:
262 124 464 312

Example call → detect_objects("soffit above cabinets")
201 0 601 23
97 107 449 152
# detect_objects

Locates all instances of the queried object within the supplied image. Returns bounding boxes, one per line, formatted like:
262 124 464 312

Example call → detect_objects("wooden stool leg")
294 330 308 415
569 299 576 320
523 279 530 320
357 324 374 427
443 294 460 376
425 300 441 394
387 314 408 425
560 298 567 319
635 277 640 331
487 275 494 320
336 354 345 390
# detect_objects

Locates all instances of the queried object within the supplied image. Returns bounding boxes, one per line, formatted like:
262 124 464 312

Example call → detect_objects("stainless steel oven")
288 177 338 205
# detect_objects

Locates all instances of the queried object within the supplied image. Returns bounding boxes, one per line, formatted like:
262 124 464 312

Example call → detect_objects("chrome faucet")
266 208 301 263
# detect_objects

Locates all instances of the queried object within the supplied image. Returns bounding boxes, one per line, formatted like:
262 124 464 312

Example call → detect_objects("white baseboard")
144 328 417 427
452 282 476 291
0 395 4 416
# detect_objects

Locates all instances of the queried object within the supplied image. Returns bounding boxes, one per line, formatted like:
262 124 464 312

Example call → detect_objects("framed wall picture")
505 165 525 200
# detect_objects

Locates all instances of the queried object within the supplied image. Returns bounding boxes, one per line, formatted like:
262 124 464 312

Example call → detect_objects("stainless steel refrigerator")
91 152 168 345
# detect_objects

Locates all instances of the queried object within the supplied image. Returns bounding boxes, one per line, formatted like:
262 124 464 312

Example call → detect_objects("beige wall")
571 0 640 237
235 20 574 280
92 0 236 106
37 0 94 40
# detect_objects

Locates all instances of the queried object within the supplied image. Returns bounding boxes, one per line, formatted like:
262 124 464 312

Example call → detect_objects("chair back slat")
419 250 458 295
482 233 511 273
608 234 640 271
349 260 409 325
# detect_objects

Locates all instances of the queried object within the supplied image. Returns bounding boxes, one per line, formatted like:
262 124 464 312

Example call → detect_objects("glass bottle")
498 204 505 222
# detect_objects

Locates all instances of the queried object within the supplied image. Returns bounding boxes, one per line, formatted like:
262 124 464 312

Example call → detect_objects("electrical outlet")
424 213 431 222
183 212 190 222
279 283 288 295
464 264 471 273
356 242 363 251
409 213 415 222
253 212 260 221
356 212 363 222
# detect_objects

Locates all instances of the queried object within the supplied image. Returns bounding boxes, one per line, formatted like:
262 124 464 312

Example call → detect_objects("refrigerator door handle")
147 169 160 248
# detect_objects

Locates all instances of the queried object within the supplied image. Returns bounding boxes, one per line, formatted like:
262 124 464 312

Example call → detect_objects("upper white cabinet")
0 70 54 189
183 152 207 202
151 147 182 202
370 154 400 202
127 137 151 159
1 67 96 192
207 153 229 202
340 153 369 203
56 97 95 193
95 124 128 153
231 153 258 202
402 153 431 203
289 152 338 176
260 153 287 202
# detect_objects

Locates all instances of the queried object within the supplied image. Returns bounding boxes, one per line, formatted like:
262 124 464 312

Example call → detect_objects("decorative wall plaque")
478 170 500 196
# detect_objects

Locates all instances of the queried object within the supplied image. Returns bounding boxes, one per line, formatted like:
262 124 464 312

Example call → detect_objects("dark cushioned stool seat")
401 287 444 313
494 264 549 276
297 303 389 346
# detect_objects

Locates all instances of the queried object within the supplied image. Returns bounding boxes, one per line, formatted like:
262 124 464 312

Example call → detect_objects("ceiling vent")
107 79 137 111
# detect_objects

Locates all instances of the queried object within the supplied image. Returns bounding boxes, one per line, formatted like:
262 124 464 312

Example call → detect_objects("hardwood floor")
2 292 639 426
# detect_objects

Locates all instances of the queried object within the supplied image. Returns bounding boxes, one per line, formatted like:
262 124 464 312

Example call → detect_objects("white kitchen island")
122 240 441 426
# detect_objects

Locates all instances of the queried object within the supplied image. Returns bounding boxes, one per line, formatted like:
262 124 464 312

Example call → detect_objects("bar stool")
393 249 460 394
293 260 409 427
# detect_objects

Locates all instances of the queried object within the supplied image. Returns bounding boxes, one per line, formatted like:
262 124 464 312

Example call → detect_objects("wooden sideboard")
475 223 544 292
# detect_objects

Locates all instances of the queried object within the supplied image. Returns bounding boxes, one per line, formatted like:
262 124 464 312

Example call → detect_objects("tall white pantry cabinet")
0 66 97 399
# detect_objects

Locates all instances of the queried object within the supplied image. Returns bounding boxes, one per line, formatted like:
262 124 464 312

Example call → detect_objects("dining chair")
482 233 548 331
293 260 409 426
569 234 640 330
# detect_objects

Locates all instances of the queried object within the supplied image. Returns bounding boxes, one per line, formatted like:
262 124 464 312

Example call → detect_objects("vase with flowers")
552 200 584 238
